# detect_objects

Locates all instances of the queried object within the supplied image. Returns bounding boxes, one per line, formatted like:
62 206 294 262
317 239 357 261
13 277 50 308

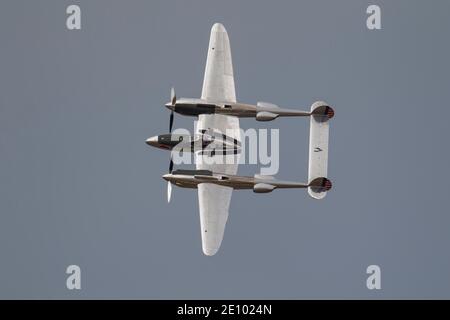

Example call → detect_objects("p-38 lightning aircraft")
146 23 334 256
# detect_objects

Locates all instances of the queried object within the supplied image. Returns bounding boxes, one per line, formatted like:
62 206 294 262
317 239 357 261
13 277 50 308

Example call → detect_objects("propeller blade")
167 181 172 203
169 157 174 173
170 87 176 106
169 111 174 132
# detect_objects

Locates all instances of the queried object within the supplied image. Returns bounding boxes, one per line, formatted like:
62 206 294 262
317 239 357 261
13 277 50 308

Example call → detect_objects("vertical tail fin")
308 101 333 199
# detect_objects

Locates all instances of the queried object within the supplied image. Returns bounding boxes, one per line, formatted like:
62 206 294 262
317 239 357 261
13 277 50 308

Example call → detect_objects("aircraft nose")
162 173 171 181
146 136 158 147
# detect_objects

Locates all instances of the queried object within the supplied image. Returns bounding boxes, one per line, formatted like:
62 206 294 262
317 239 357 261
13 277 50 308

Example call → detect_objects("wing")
201 23 236 103
197 183 233 255
196 23 240 255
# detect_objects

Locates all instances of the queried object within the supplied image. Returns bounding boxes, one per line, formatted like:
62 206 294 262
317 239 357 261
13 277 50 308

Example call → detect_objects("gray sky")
1 0 450 298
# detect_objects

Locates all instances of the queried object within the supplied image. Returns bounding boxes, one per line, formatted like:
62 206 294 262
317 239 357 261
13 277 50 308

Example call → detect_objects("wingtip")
211 23 226 33
202 245 219 256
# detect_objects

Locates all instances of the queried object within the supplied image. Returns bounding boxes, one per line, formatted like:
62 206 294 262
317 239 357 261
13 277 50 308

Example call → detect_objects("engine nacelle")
253 183 276 193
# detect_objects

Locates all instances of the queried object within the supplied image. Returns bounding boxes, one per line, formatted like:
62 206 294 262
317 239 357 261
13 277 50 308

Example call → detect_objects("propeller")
167 179 172 203
169 87 176 132
169 112 174 132
166 87 177 202
167 155 174 203
169 157 174 173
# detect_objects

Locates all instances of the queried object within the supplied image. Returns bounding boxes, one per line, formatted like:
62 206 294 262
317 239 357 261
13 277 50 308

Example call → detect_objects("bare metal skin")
163 169 331 193
165 97 334 121
146 130 241 155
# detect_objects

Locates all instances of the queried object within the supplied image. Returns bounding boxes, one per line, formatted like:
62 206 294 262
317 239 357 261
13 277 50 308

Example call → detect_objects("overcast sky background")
1 0 450 299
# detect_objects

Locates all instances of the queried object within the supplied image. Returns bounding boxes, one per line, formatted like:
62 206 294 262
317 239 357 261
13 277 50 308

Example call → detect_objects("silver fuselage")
146 131 241 155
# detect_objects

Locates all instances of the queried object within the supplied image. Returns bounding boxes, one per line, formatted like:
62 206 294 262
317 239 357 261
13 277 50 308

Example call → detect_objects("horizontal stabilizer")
308 101 332 199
